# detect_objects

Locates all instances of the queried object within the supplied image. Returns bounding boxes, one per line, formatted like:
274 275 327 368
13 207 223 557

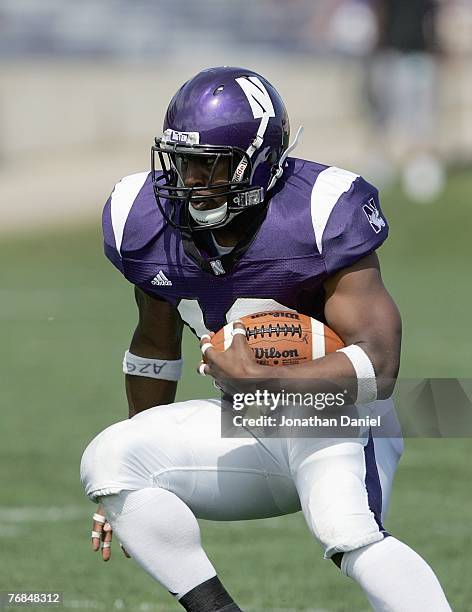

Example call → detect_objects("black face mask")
151 139 265 234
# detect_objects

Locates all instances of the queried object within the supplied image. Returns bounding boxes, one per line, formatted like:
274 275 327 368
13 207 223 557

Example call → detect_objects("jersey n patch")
363 197 386 234
102 158 388 335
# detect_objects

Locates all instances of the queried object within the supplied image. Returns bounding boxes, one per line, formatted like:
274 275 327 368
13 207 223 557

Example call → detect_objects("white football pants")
80 398 402 558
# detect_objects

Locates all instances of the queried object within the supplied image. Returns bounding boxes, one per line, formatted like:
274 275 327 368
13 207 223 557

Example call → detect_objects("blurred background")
1 1 471 611
1 0 472 231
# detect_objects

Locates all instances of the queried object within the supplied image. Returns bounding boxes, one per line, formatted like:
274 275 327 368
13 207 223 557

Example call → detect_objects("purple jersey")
102 158 388 336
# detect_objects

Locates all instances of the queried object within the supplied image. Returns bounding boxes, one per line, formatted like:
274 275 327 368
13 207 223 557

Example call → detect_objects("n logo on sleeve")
363 197 386 234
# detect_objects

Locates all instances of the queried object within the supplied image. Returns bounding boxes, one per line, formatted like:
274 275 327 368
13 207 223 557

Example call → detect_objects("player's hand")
91 504 131 561
199 322 262 389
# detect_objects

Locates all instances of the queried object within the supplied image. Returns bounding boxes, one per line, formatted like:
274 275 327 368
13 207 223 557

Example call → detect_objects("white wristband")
123 350 183 381
337 345 377 405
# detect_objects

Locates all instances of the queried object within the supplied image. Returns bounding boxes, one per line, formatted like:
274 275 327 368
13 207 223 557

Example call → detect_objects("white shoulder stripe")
311 167 359 254
110 172 149 255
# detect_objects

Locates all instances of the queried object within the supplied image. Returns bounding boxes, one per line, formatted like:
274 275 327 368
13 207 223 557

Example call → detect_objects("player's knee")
80 419 149 502
301 472 384 559
308 500 383 559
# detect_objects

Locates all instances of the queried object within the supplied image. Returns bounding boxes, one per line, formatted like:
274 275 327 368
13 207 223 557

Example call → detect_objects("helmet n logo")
235 76 275 121
234 76 276 180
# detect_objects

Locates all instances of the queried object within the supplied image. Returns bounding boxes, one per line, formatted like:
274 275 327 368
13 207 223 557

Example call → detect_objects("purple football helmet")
152 66 291 232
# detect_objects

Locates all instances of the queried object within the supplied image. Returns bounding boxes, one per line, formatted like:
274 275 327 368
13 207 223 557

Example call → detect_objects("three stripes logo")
151 270 173 286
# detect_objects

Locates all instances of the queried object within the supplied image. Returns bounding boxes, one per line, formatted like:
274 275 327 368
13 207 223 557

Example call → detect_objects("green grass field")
1 171 471 611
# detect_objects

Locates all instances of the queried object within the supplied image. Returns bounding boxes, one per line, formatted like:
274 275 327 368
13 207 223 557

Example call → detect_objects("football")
211 310 344 366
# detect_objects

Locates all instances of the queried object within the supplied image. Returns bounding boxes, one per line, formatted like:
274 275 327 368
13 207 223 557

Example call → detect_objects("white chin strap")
189 201 228 226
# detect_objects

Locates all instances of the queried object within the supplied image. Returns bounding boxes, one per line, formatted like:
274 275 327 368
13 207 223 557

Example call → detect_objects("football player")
80 67 451 611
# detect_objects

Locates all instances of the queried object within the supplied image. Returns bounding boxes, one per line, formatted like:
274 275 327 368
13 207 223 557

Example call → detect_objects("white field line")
63 604 334 612
267 609 334 612
0 524 22 537
63 602 175 611
0 506 89 522
63 602 105 610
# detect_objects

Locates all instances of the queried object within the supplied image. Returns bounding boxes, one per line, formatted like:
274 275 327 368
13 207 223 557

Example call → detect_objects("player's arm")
202 252 401 401
321 251 401 398
125 286 184 417
91 288 184 561
264 252 401 399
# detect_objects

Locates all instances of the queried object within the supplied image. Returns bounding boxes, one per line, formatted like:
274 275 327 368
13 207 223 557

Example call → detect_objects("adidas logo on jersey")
151 270 173 286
